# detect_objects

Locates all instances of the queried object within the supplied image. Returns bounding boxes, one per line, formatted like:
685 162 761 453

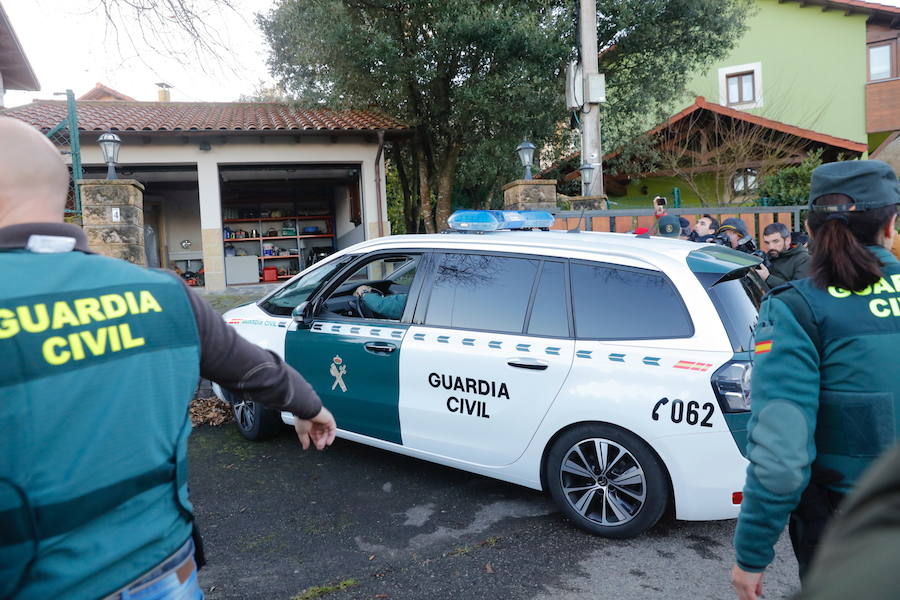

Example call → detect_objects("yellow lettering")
108 324 122 352
100 294 128 319
855 285 873 296
67 332 85 361
16 304 49 333
73 297 106 325
0 308 20 339
891 274 900 292
79 327 108 356
870 298 891 318
828 286 852 298
124 292 140 315
138 291 163 314
43 337 70 365
890 297 900 317
872 278 896 295
119 323 145 349
51 301 80 330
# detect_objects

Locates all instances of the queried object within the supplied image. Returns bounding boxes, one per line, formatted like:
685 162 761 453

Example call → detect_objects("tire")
233 399 284 441
544 423 669 538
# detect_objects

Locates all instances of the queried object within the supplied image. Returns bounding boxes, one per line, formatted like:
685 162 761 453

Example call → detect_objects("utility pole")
579 0 604 197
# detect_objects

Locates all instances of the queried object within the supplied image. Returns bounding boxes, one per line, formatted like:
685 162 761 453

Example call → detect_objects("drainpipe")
374 129 386 237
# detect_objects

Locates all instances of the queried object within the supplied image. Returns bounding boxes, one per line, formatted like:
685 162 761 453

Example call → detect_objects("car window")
570 262 693 340
698 269 765 352
527 261 570 337
424 253 539 334
320 254 419 321
259 257 352 316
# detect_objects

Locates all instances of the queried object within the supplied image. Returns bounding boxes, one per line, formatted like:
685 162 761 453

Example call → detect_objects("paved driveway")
190 425 799 600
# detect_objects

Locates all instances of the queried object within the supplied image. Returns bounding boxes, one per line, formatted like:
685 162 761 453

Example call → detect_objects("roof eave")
0 3 39 91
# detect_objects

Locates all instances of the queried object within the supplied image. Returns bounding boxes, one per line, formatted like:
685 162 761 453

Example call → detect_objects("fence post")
66 89 82 215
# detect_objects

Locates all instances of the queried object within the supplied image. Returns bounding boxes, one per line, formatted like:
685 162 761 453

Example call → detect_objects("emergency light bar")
448 210 555 232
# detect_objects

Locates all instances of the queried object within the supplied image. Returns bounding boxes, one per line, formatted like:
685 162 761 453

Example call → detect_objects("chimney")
155 82 172 102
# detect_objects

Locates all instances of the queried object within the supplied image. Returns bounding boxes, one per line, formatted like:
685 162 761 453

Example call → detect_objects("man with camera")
714 218 752 251
755 223 811 286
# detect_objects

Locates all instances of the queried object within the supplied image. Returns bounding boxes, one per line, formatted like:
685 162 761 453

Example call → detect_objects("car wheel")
233 399 283 441
544 424 669 538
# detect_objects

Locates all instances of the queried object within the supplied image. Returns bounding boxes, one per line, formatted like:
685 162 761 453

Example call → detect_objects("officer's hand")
294 407 337 450
731 565 764 600
353 285 374 298
756 264 769 281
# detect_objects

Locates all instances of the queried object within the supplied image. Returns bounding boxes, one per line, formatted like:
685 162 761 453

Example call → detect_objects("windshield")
260 257 352 316
696 269 767 352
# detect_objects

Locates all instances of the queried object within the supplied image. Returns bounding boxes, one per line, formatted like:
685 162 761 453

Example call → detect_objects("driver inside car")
353 285 408 320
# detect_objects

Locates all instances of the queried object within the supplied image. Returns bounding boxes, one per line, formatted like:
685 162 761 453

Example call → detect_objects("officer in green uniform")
0 118 337 599
730 160 900 600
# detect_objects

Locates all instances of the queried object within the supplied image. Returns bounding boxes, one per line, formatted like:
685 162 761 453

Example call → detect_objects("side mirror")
292 301 311 324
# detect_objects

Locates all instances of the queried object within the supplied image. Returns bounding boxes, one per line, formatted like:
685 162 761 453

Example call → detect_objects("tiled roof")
78 83 136 102
0 100 408 133
539 96 867 178
780 0 900 18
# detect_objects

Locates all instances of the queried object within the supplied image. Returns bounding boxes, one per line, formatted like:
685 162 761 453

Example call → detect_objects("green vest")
788 246 900 492
0 249 200 599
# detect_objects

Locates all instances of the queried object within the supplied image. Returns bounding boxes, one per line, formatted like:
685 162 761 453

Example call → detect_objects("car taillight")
711 360 752 413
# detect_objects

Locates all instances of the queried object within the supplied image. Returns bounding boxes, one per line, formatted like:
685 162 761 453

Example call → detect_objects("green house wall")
681 0 867 144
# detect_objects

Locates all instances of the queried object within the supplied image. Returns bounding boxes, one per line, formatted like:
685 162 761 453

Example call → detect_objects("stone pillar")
502 179 558 211
197 157 226 291
78 179 146 265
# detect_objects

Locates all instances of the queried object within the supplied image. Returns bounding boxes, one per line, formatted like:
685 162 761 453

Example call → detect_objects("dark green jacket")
734 246 900 572
797 443 900 600
766 245 811 287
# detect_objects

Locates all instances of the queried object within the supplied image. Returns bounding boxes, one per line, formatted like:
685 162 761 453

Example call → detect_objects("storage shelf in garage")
223 215 330 223
223 237 262 241
258 255 301 260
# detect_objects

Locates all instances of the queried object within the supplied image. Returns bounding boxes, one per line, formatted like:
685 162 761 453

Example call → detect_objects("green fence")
44 89 83 216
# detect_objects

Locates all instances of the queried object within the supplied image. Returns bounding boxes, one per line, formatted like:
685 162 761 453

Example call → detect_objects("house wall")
680 0 867 143
77 136 389 290
621 174 719 209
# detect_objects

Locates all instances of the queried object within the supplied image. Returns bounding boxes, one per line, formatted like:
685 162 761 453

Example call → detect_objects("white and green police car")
216 210 765 538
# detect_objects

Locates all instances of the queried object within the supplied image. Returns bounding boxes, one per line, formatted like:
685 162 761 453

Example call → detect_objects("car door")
399 252 575 466
285 252 428 444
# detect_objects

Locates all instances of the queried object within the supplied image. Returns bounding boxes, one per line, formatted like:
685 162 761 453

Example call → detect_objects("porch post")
197 156 226 291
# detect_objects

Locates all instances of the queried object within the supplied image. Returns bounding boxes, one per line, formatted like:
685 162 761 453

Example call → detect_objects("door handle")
364 341 397 355
507 358 549 371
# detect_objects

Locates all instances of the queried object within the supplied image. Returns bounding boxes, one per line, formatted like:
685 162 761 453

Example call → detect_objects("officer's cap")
716 217 748 237
658 215 681 238
808 160 900 213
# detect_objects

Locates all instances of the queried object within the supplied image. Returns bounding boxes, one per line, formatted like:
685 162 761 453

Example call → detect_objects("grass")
291 578 359 600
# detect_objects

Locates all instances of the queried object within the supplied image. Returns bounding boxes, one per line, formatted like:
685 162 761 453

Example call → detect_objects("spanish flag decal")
754 340 773 354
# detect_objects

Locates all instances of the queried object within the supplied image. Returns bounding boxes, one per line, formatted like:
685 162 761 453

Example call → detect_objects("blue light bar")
448 210 555 232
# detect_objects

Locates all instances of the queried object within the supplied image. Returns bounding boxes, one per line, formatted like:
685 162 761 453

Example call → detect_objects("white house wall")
76 137 389 290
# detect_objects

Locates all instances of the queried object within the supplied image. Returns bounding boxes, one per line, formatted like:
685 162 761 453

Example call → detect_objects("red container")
262 266 278 282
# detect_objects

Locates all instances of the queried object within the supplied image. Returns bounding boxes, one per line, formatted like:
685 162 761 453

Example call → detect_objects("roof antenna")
568 208 586 233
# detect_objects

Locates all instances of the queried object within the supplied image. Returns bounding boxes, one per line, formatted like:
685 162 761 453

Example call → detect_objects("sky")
4 0 276 107
6 0 900 109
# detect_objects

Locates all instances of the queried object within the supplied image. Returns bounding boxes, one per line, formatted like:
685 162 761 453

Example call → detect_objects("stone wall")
77 179 146 265
502 179 558 211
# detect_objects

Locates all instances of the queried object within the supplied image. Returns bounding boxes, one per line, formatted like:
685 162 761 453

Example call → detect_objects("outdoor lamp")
579 162 595 189
516 139 536 180
98 131 122 180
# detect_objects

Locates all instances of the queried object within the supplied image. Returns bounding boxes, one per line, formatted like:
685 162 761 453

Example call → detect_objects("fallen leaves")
484 562 495 574
190 395 233 426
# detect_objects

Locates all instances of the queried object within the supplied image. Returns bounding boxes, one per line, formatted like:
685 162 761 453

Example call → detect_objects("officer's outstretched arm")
182 283 325 426
734 294 821 572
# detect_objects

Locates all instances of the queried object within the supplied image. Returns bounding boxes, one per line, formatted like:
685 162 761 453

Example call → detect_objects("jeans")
111 538 204 600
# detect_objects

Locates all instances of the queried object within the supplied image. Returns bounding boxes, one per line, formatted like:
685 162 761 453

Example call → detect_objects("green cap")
658 215 681 237
808 160 900 212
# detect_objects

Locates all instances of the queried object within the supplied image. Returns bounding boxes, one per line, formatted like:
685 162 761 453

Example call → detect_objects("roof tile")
0 100 408 133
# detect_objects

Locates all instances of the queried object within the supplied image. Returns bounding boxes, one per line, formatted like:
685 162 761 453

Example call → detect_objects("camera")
712 233 771 267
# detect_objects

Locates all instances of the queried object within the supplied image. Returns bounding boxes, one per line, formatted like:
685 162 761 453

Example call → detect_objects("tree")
755 150 824 206
259 0 753 231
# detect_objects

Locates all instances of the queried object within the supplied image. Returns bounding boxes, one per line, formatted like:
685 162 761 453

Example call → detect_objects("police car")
216 210 765 538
